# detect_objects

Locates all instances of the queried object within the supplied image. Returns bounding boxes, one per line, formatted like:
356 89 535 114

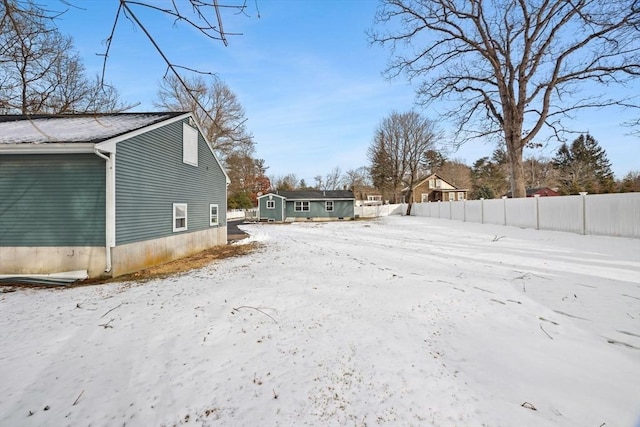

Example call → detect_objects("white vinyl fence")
355 204 405 218
410 193 640 238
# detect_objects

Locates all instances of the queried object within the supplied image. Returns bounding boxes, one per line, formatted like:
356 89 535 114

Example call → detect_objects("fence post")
534 194 540 230
502 195 507 226
463 199 466 222
450 200 453 220
579 192 588 235
480 198 485 224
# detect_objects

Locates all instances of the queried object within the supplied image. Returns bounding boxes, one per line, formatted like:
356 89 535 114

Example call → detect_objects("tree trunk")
506 141 526 198
406 200 412 216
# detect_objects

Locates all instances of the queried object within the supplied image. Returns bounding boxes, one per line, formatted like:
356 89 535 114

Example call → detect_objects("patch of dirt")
104 241 262 284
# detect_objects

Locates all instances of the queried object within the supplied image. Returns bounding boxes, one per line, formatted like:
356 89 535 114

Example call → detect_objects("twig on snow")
72 390 84 406
100 303 123 319
539 324 554 340
232 305 278 324
521 401 537 410
492 235 506 242
98 319 114 329
272 388 278 399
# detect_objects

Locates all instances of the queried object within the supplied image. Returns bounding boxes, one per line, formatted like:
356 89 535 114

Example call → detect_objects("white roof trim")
0 143 96 154
257 193 286 200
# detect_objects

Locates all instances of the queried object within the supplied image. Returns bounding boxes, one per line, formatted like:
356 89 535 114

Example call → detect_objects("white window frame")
266 200 276 209
429 179 435 189
421 193 429 203
457 192 465 200
173 203 188 232
183 122 198 166
294 201 310 212
448 192 455 201
210 204 219 226
325 201 334 212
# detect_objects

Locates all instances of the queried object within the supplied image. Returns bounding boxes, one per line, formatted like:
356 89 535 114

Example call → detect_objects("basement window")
210 204 219 226
173 203 187 232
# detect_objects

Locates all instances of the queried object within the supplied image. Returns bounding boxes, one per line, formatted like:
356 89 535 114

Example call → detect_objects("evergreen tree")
552 134 615 194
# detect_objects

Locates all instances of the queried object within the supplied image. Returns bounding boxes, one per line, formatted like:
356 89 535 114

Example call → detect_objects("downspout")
94 148 114 273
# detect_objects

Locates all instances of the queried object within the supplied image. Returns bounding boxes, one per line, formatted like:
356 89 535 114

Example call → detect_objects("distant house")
257 190 355 222
504 187 561 198
0 112 229 279
352 186 384 206
405 173 468 203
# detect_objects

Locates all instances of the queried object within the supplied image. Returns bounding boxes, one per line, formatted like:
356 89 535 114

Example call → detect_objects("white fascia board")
94 112 191 153
257 193 286 200
0 143 96 154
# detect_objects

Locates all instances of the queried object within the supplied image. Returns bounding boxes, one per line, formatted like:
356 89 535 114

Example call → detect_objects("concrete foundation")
0 227 228 279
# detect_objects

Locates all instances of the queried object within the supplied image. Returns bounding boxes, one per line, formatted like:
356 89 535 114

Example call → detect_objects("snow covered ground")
1 216 639 427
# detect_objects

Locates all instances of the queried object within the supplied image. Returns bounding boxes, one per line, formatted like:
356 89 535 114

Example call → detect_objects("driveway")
226 219 248 242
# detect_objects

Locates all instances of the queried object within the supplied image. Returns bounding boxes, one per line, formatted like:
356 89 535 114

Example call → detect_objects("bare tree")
370 0 640 197
155 74 254 160
315 166 344 191
436 159 473 191
369 111 439 214
1 0 129 114
270 174 299 192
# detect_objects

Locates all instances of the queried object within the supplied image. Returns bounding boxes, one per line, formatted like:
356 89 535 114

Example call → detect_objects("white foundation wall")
1 227 227 279
110 227 227 277
0 246 107 277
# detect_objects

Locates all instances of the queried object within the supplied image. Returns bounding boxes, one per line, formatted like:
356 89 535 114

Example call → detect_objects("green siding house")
257 190 355 222
0 112 229 279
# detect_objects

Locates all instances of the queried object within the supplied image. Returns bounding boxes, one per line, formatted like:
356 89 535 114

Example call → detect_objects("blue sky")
55 0 639 182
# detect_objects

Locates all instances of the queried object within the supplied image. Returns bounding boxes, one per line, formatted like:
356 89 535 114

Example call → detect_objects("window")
183 122 198 166
294 201 310 212
436 179 442 188
421 194 429 203
325 201 334 212
266 200 275 209
173 203 187 232
457 192 465 200
428 179 435 189
448 192 455 201
210 204 219 226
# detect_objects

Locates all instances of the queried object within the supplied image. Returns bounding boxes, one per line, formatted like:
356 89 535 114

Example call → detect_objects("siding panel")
0 154 105 246
115 119 227 245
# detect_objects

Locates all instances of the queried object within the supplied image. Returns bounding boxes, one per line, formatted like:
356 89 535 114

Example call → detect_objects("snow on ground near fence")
1 216 639 426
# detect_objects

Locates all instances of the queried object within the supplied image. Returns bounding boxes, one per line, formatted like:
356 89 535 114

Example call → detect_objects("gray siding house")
257 190 355 222
0 112 229 278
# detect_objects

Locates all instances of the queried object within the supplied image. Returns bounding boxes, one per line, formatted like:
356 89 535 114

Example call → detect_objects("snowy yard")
1 216 639 427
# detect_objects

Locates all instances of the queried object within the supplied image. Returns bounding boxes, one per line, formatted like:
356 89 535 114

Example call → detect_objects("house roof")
403 173 465 192
273 190 355 200
0 112 186 144
505 187 560 198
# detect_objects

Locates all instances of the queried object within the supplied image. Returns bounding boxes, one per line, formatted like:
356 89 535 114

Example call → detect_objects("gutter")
94 148 115 273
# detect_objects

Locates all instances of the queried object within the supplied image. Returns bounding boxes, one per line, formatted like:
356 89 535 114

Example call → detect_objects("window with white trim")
266 200 275 209
448 192 455 201
183 123 198 166
173 203 187 232
429 179 435 189
325 201 334 211
210 204 219 226
294 201 310 212
457 192 465 200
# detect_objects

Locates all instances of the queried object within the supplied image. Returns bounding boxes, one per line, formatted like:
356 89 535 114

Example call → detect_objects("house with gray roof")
0 112 229 280
257 190 355 222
